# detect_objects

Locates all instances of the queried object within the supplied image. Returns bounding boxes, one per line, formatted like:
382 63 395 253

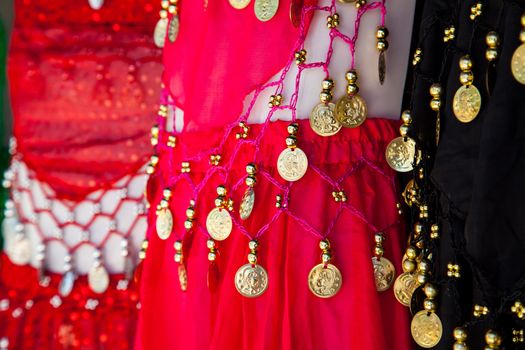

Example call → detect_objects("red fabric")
137 118 412 349
7 0 162 200
0 254 140 350
163 0 317 132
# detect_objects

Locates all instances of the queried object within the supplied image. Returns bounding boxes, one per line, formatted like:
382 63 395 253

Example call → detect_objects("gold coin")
156 208 173 240
239 187 255 220
168 15 180 43
310 103 342 137
453 85 482 123
411 311 443 348
334 94 367 128
512 44 525 84
308 263 342 298
372 256 396 292
206 207 233 241
385 136 416 172
178 264 188 292
277 147 308 182
9 237 31 266
235 264 269 297
254 0 279 22
88 264 110 294
229 0 251 9
393 272 420 307
153 18 168 48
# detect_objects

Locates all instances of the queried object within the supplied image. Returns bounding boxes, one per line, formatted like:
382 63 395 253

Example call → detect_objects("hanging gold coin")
334 94 367 128
372 256 396 292
168 15 180 43
254 0 279 22
411 310 443 348
206 207 233 241
239 188 255 220
9 237 31 266
88 264 110 294
153 18 168 48
178 264 188 291
512 44 525 84
385 136 416 172
156 208 173 240
277 147 308 182
230 0 251 9
308 263 342 298
453 85 482 123
310 103 342 137
235 264 269 297
393 272 419 307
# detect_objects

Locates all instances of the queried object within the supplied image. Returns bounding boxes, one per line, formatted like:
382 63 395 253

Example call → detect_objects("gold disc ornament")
153 18 168 48
411 310 443 348
310 103 342 137
385 136 416 172
168 16 180 43
229 0 251 9
334 94 367 128
235 264 269 297
277 147 308 182
308 263 342 298
206 207 233 241
372 257 396 292
512 44 525 84
156 208 173 240
239 188 255 220
393 272 419 307
254 0 279 22
88 264 110 294
453 85 482 123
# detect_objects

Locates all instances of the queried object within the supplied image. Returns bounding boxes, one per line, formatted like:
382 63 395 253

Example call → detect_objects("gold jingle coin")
334 94 367 128
239 187 255 220
88 264 110 294
178 264 188 291
9 237 31 266
168 15 180 43
308 263 342 298
235 264 269 297
254 0 279 22
372 256 396 292
229 0 251 9
453 84 482 123
206 207 233 241
393 272 419 307
277 147 308 182
156 208 173 240
385 136 416 172
310 103 342 137
411 310 443 348
153 18 168 48
512 44 525 84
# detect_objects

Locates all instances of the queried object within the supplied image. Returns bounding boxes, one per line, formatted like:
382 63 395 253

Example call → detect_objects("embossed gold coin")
394 272 419 307
277 147 308 182
206 207 233 241
153 18 168 48
235 264 269 297
88 264 110 294
453 85 482 123
178 264 188 291
168 16 180 43
239 188 255 220
372 257 396 292
308 263 342 298
385 136 416 172
411 310 443 348
334 94 367 128
229 0 251 9
254 0 279 22
9 237 31 266
310 103 341 137
156 208 173 240
512 44 525 84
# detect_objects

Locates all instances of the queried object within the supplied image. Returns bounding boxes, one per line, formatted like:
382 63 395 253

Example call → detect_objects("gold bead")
208 252 217 261
322 79 334 90
423 298 436 312
321 253 331 263
485 330 502 347
419 259 430 272
163 188 172 199
399 124 409 137
248 253 257 264
459 55 473 71
520 29 525 43
429 83 442 97
216 185 227 196
374 232 384 243
430 98 441 111
486 31 500 47
460 71 474 85
414 222 423 234
485 48 498 62
320 91 332 103
374 246 384 257
248 240 259 251
246 163 257 175
416 272 427 284
345 70 358 83
174 240 183 251
184 219 193 230
245 176 256 187
406 246 417 260
287 123 299 135
319 239 330 251
285 136 297 148
376 40 388 51
206 239 216 249
424 283 438 298
521 12 525 27
454 327 468 342
401 110 412 125
376 26 389 39
346 84 359 95
403 259 416 273
453 343 468 350
174 252 182 263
